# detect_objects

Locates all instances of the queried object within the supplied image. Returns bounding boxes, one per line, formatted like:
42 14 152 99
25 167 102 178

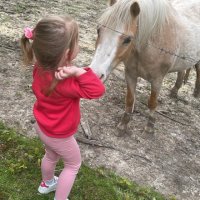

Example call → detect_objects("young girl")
21 15 105 200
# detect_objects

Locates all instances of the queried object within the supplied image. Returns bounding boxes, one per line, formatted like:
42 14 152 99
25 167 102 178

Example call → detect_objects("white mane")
98 0 175 47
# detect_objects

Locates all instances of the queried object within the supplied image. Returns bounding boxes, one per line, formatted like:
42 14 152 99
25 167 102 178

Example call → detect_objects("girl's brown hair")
21 15 79 95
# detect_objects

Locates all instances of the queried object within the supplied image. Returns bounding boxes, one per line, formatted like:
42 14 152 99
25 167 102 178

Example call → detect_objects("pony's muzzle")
100 74 105 80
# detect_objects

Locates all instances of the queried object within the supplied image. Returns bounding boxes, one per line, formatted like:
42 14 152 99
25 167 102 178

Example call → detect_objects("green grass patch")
0 122 175 200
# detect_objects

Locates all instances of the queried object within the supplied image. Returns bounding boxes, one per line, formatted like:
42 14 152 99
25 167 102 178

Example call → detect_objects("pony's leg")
183 68 191 84
194 63 200 98
117 75 137 136
170 71 185 98
144 79 163 134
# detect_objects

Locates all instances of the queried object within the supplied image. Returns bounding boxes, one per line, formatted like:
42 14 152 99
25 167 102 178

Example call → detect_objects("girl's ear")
65 49 70 60
56 49 71 69
64 48 72 64
59 49 71 67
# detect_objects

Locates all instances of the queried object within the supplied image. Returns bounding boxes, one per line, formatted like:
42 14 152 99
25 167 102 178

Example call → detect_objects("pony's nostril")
100 74 104 80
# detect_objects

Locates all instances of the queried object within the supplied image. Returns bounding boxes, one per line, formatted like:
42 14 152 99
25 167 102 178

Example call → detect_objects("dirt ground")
0 0 200 199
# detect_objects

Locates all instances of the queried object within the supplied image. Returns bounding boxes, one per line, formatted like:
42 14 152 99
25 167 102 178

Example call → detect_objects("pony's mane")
98 0 175 47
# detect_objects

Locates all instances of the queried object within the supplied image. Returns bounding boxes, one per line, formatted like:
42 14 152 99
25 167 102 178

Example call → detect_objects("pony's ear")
109 0 117 6
130 2 140 17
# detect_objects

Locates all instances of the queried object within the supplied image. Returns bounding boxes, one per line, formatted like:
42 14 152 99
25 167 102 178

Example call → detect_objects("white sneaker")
54 198 69 200
38 176 58 194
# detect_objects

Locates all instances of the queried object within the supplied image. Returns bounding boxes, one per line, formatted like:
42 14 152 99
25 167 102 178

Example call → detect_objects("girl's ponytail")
20 33 34 66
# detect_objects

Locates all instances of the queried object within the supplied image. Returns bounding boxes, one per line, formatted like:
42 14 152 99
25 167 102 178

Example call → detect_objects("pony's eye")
123 37 132 44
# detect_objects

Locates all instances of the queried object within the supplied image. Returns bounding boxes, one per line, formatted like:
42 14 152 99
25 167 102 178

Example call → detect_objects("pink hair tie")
24 27 33 40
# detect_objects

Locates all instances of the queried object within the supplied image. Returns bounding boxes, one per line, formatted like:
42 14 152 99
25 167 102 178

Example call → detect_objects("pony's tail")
20 34 34 66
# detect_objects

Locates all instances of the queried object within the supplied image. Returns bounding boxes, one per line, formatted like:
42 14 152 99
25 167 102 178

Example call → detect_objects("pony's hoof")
193 90 200 98
115 130 125 137
116 123 127 137
115 112 132 137
143 117 155 134
116 122 131 137
170 88 178 98
143 125 154 134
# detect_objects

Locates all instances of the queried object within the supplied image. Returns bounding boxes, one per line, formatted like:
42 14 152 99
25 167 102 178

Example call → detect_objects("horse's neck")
150 6 187 50
133 0 200 69
135 1 180 49
172 0 200 15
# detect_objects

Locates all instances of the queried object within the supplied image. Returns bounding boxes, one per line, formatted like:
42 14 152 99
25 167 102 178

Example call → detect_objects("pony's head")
90 0 140 81
90 0 171 81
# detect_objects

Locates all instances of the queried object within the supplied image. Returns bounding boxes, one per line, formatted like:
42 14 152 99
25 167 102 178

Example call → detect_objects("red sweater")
32 65 105 138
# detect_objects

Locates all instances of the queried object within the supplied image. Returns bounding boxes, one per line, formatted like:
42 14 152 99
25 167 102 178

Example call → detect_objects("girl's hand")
55 66 86 80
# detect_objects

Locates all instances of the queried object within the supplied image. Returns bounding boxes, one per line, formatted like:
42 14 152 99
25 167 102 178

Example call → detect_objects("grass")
0 122 176 200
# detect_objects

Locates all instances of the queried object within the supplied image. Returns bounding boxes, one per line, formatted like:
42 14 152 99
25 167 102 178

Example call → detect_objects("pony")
90 0 200 134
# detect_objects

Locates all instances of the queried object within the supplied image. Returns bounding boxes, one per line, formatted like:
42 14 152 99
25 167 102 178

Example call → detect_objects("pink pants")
35 123 81 200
